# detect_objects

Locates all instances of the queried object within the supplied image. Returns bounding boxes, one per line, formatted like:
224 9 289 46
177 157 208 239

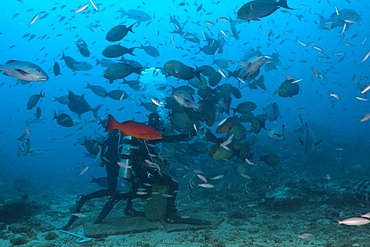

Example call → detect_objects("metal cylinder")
119 136 133 179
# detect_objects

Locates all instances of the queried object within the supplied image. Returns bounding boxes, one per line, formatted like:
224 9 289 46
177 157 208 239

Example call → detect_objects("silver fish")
0 60 48 81
297 116 322 154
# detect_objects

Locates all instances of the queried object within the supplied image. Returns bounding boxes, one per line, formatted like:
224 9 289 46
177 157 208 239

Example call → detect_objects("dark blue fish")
67 90 102 118
237 0 294 21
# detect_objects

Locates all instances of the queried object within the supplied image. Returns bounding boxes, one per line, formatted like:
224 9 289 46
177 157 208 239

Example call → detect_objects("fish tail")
120 9 127 16
40 89 45 98
128 23 135 33
105 114 120 133
92 104 103 119
61 49 66 60
95 58 100 66
85 81 91 89
333 218 340 228
193 70 202 81
277 0 295 10
52 110 58 120
318 14 326 27
132 66 143 75
256 75 266 90
89 176 96 183
129 47 137 56
17 145 22 157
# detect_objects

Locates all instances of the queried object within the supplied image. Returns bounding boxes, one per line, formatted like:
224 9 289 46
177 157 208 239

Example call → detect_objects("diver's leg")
156 174 211 226
62 162 119 229
61 189 114 230
163 175 179 221
123 177 144 216
94 191 131 223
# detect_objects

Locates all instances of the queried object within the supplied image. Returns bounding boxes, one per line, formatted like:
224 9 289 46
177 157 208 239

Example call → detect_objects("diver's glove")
165 215 211 225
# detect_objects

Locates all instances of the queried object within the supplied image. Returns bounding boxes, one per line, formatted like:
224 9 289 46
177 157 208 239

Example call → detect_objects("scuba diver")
61 113 210 230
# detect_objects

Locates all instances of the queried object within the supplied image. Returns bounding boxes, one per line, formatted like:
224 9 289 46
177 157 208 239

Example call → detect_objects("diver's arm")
160 129 197 143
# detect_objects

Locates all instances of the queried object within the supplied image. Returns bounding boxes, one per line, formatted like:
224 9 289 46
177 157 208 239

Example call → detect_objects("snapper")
0 60 48 82
105 114 162 140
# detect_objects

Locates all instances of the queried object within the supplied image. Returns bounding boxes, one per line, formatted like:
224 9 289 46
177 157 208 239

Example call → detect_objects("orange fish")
105 114 162 140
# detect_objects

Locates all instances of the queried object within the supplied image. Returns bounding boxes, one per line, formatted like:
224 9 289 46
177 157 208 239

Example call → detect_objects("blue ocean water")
0 0 370 245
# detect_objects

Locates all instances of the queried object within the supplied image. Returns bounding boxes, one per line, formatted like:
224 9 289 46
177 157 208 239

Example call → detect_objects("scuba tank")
94 149 106 167
119 136 133 179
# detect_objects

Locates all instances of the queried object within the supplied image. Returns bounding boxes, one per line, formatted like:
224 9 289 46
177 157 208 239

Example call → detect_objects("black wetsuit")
99 129 194 218
62 129 194 229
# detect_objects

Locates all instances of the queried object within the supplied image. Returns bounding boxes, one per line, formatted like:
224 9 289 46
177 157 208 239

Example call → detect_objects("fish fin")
17 80 30 85
333 218 340 228
5 60 17 65
92 104 103 119
298 115 304 126
315 140 322 146
52 110 58 120
277 0 295 10
17 145 22 157
128 23 135 33
132 66 143 75
193 70 202 81
129 47 137 56
15 69 29 75
298 137 304 146
105 114 121 133
256 75 266 90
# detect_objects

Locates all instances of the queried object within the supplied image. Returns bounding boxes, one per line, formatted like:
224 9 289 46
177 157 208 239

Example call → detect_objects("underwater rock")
8 224 32 234
44 231 58 240
247 227 259 234
264 186 306 211
226 208 255 226
20 194 29 200
353 180 370 205
0 231 7 239
0 222 6 230
10 236 30 245
0 199 50 224
26 218 55 232
0 201 31 224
